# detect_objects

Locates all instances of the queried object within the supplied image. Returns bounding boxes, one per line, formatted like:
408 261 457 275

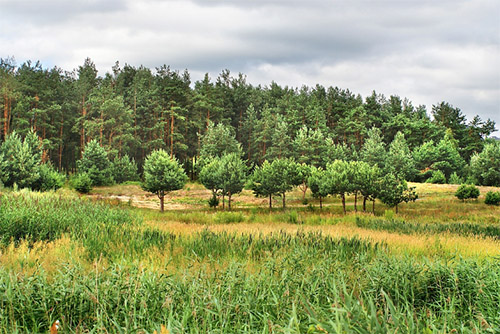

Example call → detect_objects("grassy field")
0 183 499 333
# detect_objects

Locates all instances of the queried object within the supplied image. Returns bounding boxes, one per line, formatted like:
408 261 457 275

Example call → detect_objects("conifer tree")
142 149 188 212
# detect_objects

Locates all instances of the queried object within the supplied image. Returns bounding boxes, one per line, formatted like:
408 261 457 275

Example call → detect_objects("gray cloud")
0 0 499 133
0 0 127 23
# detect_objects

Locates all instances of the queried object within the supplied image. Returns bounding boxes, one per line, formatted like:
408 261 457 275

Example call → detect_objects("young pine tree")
142 149 188 212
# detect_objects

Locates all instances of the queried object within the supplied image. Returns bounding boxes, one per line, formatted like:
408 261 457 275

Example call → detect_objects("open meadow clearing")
0 182 499 333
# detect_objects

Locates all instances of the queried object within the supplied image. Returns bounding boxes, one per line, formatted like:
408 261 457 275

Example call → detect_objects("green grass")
0 186 499 333
355 216 500 239
0 233 498 333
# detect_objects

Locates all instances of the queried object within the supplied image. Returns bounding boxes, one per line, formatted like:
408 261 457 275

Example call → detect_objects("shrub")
448 172 463 185
484 191 500 205
425 170 446 184
0 130 41 189
32 164 65 191
455 184 480 201
70 173 93 194
208 193 219 208
77 140 113 186
111 155 139 184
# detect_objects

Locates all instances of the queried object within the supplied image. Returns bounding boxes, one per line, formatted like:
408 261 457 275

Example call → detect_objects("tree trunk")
99 109 103 145
228 191 232 210
354 192 358 212
372 199 375 214
160 194 165 212
170 112 174 159
282 192 286 209
247 130 253 161
342 194 346 214
222 194 225 210
58 111 64 171
269 194 272 209
81 96 86 157
363 197 367 212
319 196 323 210
237 109 242 141
133 88 137 137
3 93 9 137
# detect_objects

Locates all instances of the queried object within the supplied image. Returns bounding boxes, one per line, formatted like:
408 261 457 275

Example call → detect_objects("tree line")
1 57 499 193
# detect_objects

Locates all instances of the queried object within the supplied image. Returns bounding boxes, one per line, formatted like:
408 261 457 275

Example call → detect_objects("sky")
1 0 499 135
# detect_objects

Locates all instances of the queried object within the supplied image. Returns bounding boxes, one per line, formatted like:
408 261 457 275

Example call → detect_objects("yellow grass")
0 236 87 276
144 220 500 259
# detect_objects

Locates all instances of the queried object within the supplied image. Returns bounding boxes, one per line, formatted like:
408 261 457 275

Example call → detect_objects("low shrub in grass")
484 191 500 205
426 170 446 184
70 173 92 194
455 184 479 201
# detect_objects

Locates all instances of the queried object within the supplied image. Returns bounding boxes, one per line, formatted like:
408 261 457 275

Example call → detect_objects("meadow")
0 183 499 333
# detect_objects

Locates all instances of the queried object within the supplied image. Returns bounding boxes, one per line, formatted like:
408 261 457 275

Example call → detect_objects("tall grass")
0 190 135 244
355 216 500 239
1 189 499 332
0 234 498 333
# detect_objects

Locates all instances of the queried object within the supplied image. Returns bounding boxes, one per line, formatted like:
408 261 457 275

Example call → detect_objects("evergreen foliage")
200 154 248 209
77 139 113 186
142 149 188 212
448 172 463 185
0 130 41 189
484 191 500 205
469 142 500 186
455 184 480 201
70 173 93 194
378 173 418 213
32 164 65 191
426 170 446 184
360 127 386 170
386 131 415 180
199 122 242 159
325 160 351 214
250 159 301 209
110 154 139 184
0 58 496 187
307 166 329 209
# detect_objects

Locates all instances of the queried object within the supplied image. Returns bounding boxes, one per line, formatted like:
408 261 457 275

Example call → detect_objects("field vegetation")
1 58 500 332
0 182 499 333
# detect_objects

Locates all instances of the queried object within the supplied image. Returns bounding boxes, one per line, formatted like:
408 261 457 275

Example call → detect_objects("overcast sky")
1 0 499 135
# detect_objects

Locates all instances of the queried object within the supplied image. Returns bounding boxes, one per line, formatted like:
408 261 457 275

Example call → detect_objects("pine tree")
360 127 386 170
142 149 188 212
386 131 415 180
77 139 113 186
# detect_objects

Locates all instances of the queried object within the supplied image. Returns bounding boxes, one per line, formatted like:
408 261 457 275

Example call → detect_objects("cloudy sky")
1 0 499 134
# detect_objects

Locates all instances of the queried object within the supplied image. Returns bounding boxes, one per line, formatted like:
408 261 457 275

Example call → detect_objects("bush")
77 140 113 186
485 191 500 205
208 193 219 208
448 172 463 185
425 170 446 184
32 164 65 191
111 155 139 184
455 184 480 201
70 173 93 194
